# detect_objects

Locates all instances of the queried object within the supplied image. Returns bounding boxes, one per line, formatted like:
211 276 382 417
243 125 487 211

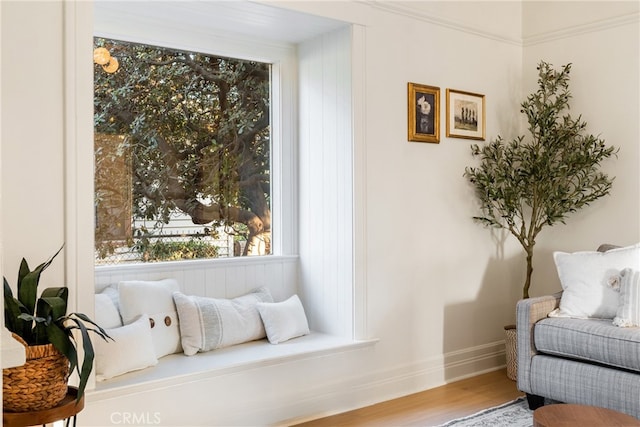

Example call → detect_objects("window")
85 1 357 339
94 38 272 264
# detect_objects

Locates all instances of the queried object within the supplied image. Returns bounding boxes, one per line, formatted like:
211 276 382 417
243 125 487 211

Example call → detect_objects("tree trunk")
523 249 534 299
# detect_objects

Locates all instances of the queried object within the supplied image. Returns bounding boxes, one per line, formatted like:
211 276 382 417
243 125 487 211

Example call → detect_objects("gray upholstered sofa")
516 292 640 418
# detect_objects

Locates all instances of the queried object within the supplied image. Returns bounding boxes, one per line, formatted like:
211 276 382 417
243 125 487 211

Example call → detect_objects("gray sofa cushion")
530 355 640 418
534 317 640 373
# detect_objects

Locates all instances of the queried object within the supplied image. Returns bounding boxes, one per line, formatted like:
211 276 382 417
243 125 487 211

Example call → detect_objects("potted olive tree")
3 247 111 411
464 61 617 379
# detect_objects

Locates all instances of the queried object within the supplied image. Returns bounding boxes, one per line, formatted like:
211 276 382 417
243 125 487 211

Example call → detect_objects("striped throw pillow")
173 287 273 356
613 269 640 327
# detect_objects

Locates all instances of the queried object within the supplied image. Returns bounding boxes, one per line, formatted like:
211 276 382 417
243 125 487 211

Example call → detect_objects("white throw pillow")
94 292 122 329
173 287 273 356
100 285 120 310
257 294 310 344
118 279 182 358
613 269 640 327
550 243 640 319
95 314 158 381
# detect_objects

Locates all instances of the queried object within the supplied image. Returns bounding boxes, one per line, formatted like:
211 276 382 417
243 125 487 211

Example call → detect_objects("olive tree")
464 61 617 298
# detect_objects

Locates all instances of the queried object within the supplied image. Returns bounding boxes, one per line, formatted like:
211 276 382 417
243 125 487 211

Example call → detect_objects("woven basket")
2 334 70 412
504 324 518 381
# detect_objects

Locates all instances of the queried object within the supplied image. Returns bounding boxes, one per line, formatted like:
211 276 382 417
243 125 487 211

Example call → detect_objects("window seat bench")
89 332 376 400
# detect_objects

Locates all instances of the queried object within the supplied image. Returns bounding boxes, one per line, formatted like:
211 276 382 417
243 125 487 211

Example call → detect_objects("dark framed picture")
408 83 440 143
446 89 485 140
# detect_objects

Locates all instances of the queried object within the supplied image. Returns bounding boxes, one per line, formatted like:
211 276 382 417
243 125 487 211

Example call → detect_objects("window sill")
89 332 377 401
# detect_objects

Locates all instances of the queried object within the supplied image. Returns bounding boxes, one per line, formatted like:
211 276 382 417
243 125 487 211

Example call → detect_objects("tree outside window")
94 38 271 264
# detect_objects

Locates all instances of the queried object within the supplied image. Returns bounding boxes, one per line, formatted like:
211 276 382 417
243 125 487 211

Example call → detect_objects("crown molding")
364 0 522 46
363 1 639 48
523 11 640 47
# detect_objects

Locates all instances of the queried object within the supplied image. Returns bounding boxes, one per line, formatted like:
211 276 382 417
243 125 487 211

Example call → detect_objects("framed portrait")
408 83 440 143
446 89 485 140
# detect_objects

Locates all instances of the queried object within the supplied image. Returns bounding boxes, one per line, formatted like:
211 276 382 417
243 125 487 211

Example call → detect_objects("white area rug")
437 396 533 427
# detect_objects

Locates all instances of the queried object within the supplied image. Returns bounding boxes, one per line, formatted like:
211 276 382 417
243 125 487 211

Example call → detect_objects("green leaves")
60 313 112 402
17 246 64 318
94 37 272 259
34 287 68 344
3 247 112 404
4 277 30 339
464 61 617 298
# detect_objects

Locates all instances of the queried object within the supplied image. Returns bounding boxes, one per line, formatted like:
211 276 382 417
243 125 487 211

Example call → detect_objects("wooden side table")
534 403 640 427
2 386 84 427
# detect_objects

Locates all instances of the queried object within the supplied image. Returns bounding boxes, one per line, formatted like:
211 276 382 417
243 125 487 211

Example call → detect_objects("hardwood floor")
292 369 523 426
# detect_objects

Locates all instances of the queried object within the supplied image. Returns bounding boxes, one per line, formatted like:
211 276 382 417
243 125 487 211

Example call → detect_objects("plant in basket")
464 61 617 381
3 246 111 412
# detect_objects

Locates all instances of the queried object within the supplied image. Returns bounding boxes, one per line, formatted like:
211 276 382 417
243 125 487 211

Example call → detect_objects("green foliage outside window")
94 38 271 263
137 239 219 262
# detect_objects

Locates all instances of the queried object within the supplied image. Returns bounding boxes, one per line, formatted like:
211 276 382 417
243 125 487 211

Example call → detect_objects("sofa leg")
526 393 545 410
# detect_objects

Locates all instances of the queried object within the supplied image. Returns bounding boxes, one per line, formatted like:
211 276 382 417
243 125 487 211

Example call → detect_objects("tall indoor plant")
3 246 111 411
464 61 617 299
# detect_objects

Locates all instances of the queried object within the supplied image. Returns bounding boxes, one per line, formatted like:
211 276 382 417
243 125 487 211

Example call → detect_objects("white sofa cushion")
550 243 640 319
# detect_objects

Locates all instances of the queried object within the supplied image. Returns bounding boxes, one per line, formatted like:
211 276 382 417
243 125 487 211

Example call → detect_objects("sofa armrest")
516 292 561 393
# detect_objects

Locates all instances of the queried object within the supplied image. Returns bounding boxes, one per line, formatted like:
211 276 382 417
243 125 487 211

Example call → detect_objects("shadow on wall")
440 238 571 381
528 246 564 297
441 250 523 382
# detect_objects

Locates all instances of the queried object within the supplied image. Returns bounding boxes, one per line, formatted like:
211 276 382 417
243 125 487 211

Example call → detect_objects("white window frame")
92 20 297 263
64 3 367 358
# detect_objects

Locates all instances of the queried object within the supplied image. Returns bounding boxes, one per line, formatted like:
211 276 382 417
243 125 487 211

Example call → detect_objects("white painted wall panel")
298 27 354 338
95 256 298 301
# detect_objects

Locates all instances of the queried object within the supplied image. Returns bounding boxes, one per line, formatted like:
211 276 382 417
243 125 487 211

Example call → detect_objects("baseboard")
80 340 505 426
278 340 506 425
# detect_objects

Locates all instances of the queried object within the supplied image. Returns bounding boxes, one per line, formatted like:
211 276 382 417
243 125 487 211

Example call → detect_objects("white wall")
2 1 639 425
356 4 523 372
1 1 66 287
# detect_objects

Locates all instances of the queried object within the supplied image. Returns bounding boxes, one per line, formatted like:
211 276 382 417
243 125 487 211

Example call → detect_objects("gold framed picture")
408 83 440 143
446 89 485 140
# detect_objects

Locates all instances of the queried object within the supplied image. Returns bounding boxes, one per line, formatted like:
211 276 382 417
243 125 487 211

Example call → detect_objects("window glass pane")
94 38 271 264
